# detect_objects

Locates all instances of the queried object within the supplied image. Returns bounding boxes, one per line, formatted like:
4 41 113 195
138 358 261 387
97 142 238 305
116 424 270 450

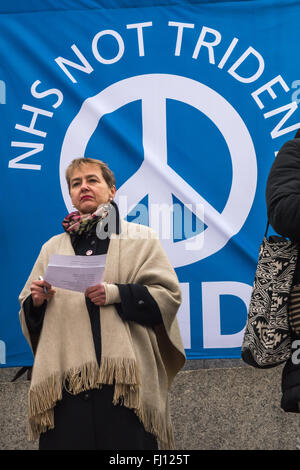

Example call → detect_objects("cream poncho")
19 220 185 449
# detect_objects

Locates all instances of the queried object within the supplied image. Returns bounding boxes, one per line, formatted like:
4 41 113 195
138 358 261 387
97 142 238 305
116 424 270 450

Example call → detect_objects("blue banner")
1 0 300 366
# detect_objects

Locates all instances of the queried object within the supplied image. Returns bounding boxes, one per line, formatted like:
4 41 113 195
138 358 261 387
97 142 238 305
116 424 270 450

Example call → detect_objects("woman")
266 130 300 413
19 157 185 450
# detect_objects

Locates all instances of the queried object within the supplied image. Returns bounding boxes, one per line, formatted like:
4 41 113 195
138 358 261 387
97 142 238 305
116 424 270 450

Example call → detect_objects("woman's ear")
110 185 117 200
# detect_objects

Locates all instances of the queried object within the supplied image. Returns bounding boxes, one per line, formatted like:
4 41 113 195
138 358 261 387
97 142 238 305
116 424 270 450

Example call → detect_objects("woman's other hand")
30 280 56 307
85 284 106 306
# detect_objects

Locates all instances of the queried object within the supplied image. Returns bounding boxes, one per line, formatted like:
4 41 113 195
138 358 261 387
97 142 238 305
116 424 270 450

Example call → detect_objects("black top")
265 136 300 412
266 137 300 284
23 202 163 367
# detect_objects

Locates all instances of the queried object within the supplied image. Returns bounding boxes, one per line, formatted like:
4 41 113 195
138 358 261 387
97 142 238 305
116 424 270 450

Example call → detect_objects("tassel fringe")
28 361 100 440
98 357 140 386
27 359 175 449
135 404 175 450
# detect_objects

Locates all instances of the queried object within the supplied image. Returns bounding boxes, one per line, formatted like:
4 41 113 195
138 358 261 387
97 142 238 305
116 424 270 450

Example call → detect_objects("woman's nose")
80 181 90 191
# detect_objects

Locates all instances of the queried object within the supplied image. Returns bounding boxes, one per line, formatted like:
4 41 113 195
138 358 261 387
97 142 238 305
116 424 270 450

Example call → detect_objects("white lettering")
9 142 44 170
252 75 290 110
202 281 251 348
218 37 239 69
109 455 144 467
150 203 173 240
31 80 64 109
168 21 195 56
228 46 264 83
126 22 152 56
126 202 149 226
184 203 205 251
264 101 300 138
177 283 191 349
92 30 124 64
55 44 94 83
15 104 53 137
192 26 222 63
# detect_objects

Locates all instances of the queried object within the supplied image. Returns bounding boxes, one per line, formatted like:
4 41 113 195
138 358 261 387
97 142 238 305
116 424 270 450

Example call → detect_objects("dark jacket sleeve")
23 295 47 334
266 139 300 241
115 284 163 327
267 138 300 412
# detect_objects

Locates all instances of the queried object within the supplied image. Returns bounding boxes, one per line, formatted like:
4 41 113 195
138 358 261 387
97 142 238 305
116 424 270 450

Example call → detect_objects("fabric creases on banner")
1 0 300 366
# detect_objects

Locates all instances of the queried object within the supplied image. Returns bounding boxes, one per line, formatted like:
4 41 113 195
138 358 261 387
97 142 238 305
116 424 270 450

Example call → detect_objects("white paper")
44 254 106 293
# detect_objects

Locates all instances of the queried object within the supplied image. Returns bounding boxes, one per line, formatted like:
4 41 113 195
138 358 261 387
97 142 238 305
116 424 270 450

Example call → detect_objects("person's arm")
20 295 47 357
266 139 300 241
19 237 57 355
23 294 47 334
103 283 163 327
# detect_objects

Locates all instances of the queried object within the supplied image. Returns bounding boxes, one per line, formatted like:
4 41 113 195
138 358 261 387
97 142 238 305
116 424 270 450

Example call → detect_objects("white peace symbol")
60 74 257 267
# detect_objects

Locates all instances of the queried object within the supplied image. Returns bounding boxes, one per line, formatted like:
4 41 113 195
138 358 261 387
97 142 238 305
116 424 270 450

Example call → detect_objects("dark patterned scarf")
62 202 111 236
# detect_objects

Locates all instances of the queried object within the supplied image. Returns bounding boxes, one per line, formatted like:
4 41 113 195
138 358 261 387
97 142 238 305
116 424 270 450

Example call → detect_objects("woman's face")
69 163 116 215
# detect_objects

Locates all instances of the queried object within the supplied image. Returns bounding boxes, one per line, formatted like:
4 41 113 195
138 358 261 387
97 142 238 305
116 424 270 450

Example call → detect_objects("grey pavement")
0 359 299 450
